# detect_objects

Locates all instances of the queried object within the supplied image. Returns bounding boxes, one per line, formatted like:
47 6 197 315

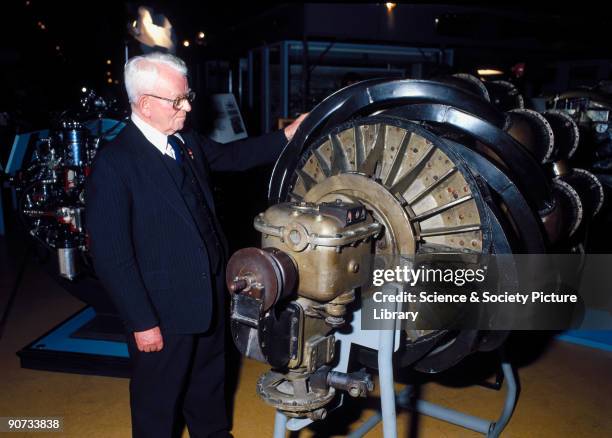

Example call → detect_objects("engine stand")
349 357 519 438
273 324 518 438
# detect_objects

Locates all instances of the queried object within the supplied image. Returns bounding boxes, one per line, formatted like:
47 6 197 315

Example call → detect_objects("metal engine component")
14 125 93 280
255 201 379 300
61 121 90 167
505 108 555 163
532 99 607 241
549 87 612 172
57 245 78 281
227 116 496 418
8 90 124 281
541 110 580 161
227 247 297 312
483 80 525 111
227 77 605 424
227 199 381 418
553 168 604 238
437 73 491 102
551 178 584 237
322 368 374 398
291 119 488 256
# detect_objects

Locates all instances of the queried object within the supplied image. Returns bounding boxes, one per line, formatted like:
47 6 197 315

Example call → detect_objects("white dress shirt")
131 112 184 160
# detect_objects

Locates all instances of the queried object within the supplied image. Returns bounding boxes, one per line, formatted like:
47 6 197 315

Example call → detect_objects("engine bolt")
229 277 248 293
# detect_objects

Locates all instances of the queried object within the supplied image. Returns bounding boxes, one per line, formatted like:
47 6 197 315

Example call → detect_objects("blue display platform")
558 331 612 352
558 309 612 352
18 306 130 377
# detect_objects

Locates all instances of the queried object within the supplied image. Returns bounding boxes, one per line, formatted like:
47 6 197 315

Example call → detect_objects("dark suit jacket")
86 121 286 334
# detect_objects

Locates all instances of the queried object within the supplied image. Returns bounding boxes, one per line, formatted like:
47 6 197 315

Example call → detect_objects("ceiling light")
477 69 504 76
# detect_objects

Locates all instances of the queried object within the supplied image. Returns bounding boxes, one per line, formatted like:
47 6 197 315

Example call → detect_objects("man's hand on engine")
134 326 164 352
283 113 308 142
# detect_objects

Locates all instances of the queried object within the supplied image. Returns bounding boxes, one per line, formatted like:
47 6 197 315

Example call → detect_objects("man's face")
140 64 191 135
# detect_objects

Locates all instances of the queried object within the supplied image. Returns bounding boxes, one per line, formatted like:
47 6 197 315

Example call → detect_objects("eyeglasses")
143 90 196 110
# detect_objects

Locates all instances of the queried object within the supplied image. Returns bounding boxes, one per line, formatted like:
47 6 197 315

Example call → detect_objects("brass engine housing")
254 200 381 301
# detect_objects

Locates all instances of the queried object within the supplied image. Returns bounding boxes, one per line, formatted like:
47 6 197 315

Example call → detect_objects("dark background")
2 1 612 132
3 1 612 249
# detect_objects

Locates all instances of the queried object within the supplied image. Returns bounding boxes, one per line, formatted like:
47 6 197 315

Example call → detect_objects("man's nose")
175 97 191 112
178 99 191 112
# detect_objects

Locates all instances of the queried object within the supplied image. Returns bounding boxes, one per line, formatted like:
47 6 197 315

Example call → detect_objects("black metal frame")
269 79 553 220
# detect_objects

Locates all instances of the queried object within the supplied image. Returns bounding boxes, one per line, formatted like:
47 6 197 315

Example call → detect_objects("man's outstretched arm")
198 113 308 172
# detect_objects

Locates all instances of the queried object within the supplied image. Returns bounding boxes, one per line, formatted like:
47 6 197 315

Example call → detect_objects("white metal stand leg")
350 360 518 438
347 324 398 438
377 325 397 438
273 411 287 438
488 362 518 438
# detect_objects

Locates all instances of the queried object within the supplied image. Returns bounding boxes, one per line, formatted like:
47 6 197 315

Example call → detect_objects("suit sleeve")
86 152 159 332
194 130 287 172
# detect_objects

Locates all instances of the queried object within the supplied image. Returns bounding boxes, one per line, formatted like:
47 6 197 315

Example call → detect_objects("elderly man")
86 52 305 438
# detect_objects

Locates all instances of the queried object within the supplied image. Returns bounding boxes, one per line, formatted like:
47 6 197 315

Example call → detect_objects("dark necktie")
167 135 184 164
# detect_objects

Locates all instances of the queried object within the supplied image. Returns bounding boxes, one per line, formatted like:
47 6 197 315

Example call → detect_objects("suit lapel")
125 123 202 239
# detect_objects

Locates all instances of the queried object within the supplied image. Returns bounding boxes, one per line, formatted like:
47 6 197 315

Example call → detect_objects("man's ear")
137 95 151 118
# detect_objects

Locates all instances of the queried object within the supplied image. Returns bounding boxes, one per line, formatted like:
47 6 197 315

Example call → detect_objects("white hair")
124 52 188 103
